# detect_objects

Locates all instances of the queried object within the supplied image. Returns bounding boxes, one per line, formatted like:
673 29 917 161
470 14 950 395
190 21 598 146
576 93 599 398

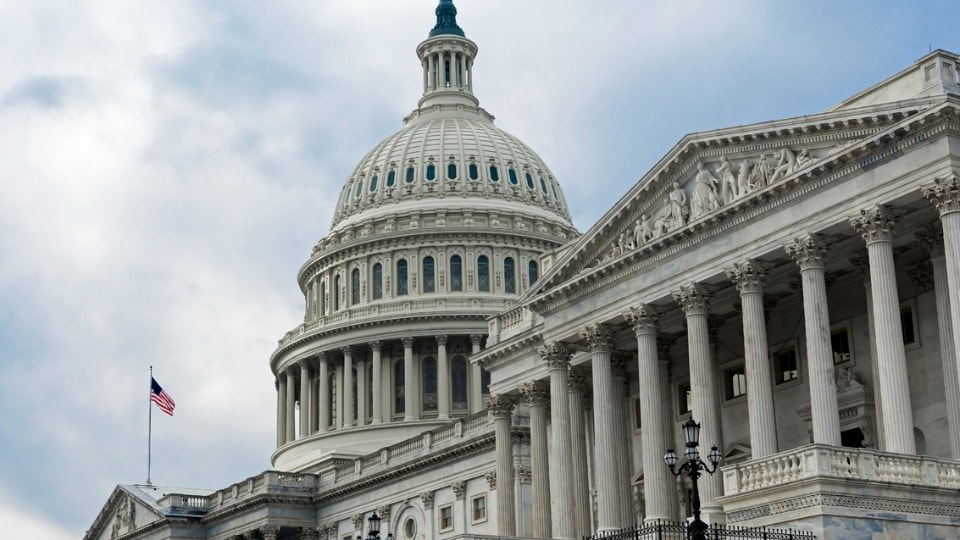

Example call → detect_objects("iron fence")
589 522 816 540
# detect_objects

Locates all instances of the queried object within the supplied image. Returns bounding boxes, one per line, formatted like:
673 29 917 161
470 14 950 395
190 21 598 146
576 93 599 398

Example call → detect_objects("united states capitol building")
86 2 960 539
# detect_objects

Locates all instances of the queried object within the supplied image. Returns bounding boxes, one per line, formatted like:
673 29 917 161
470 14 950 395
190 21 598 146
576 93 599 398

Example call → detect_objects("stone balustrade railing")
158 471 317 513
722 444 960 496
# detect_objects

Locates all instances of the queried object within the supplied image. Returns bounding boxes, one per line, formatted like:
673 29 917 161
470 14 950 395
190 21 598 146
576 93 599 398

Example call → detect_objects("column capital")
657 332 681 361
488 394 517 417
611 350 632 379
908 260 934 293
420 491 434 507
921 176 960 216
316 350 328 362
580 323 614 352
624 304 660 336
849 204 902 244
520 380 550 407
849 249 870 281
485 470 497 489
672 282 712 315
916 222 945 258
260 526 281 540
538 342 572 370
568 365 592 395
401 336 414 348
470 334 484 347
297 357 313 370
340 345 352 357
451 480 466 500
369 340 382 352
516 464 532 484
436 335 448 347
786 232 833 270
299 528 320 540
725 258 768 295
376 505 391 523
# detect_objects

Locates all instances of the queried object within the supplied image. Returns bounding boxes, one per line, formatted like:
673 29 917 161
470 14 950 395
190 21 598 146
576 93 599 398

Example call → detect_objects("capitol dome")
269 0 578 472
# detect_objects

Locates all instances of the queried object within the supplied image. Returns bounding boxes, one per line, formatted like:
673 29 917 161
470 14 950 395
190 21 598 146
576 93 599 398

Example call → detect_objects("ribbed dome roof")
328 0 572 233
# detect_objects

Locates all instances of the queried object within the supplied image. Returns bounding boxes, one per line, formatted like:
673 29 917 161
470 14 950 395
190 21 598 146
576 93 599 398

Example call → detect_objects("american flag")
150 377 176 416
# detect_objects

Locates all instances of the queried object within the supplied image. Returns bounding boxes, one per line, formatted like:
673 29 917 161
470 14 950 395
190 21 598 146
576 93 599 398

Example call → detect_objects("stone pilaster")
470 334 484 413
539 342 575 540
489 394 517 536
567 366 592 537
402 337 417 421
317 352 330 432
726 259 778 457
341 346 354 429
850 205 915 454
437 335 450 419
521 380 552 538
580 323 620 532
672 284 723 520
370 341 383 424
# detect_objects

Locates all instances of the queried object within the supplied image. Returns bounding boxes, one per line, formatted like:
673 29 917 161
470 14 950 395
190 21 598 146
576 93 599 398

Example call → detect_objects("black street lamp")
364 512 392 540
663 418 722 540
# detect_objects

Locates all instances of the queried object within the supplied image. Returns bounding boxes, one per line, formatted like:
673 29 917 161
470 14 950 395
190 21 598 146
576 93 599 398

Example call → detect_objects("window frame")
438 504 454 532
471 494 488 524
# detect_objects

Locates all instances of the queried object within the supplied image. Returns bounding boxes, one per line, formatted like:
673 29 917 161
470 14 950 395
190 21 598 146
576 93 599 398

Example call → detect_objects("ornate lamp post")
364 512 392 540
663 418 722 540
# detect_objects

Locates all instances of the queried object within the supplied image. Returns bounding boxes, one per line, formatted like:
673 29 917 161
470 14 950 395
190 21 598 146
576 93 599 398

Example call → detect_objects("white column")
626 305 673 523
403 337 417 421
437 335 450 420
356 357 367 427
276 376 285 447
299 359 311 438
610 352 635 526
371 341 383 425
672 284 723 521
489 394 517 536
850 251 885 450
657 334 680 520
521 380 551 538
317 353 330 432
580 323 619 533
427 54 435 91
726 259 778 457
540 343 575 540
568 367 593 537
341 346 354 429
470 335 484 413
923 177 960 455
285 369 296 443
850 205 915 454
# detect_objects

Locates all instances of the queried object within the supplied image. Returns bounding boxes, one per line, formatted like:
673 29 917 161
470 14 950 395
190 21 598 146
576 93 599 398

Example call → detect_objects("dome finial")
429 0 465 37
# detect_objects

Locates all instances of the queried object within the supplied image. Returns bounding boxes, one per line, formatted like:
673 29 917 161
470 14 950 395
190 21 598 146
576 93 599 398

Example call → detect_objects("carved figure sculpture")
717 156 738 203
795 148 815 169
618 231 633 253
748 154 772 191
664 181 689 230
634 214 655 245
691 163 721 218
769 147 797 183
737 160 750 198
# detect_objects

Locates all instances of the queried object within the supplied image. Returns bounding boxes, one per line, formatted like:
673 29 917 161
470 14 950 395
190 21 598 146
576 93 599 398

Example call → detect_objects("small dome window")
508 168 518 185
356 180 363 197
405 166 415 183
345 186 352 205
551 182 559 200
539 176 547 194
525 172 534 189
426 163 436 181
387 170 396 187
447 163 457 180
370 175 379 192
489 165 500 182
469 163 479 180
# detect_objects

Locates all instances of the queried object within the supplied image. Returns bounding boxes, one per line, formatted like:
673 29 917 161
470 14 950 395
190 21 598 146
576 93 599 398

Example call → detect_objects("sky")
1 1 959 537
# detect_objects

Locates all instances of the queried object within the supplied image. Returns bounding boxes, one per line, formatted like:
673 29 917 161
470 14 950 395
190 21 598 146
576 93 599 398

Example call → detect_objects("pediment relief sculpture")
109 495 137 539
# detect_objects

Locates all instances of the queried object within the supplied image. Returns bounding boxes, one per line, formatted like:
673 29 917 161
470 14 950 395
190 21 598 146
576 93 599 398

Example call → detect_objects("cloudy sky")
2 0 959 537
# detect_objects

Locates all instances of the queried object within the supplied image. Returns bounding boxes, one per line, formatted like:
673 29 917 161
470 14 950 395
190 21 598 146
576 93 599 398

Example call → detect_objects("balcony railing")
590 522 815 540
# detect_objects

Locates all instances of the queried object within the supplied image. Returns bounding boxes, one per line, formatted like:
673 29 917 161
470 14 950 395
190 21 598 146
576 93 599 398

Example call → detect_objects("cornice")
474 333 543 371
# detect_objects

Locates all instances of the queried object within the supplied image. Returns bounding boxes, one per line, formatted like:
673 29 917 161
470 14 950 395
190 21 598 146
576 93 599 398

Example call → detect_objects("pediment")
85 485 166 540
523 95 955 308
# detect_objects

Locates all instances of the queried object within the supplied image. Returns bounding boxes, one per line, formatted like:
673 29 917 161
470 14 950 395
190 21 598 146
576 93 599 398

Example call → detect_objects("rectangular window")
634 397 642 430
678 383 692 416
724 364 747 400
831 327 852 365
901 303 917 346
471 495 487 524
439 504 453 532
774 346 799 385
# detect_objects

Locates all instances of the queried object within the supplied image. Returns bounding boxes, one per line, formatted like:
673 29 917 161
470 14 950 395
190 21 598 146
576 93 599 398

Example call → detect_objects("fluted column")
726 259 778 457
341 347 354 429
318 352 330 432
521 380 551 538
567 366 592 537
657 334 680 520
470 335 484 413
540 343 575 540
299 359 312 437
672 284 723 520
850 205 915 454
625 305 672 523
850 251 884 450
370 341 383 424
610 351 635 526
489 394 517 536
786 234 842 446
285 369 296 443
403 337 417 421
356 357 367 427
437 335 450 419
923 177 960 453
580 323 620 532
276 377 285 447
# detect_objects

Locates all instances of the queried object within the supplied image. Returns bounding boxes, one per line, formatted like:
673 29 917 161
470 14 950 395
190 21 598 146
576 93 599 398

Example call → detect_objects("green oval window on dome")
426 163 436 181
508 168 518 185
525 172 534 189
447 163 457 180
469 163 479 180
370 175 378 192
356 180 363 197
387 170 396 187
406 166 415 183
489 165 499 182
539 176 547 193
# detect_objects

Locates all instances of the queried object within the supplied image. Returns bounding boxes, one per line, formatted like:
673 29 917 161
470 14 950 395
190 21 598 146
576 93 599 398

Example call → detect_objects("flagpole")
147 365 153 486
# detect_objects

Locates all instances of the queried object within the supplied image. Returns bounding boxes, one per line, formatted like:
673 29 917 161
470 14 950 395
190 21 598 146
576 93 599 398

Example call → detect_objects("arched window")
319 280 326 315
447 163 457 180
397 259 408 296
426 163 436 181
351 269 360 305
508 168 518 185
450 255 463 292
406 166 415 183
394 360 405 415
504 257 516 294
539 176 547 193
334 275 341 311
370 175 379 192
489 165 500 182
525 172 534 189
469 163 479 180
423 256 435 293
387 170 396 187
356 180 364 197
452 356 467 412
372 263 383 300
529 260 539 287
477 255 490 292
422 357 437 413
